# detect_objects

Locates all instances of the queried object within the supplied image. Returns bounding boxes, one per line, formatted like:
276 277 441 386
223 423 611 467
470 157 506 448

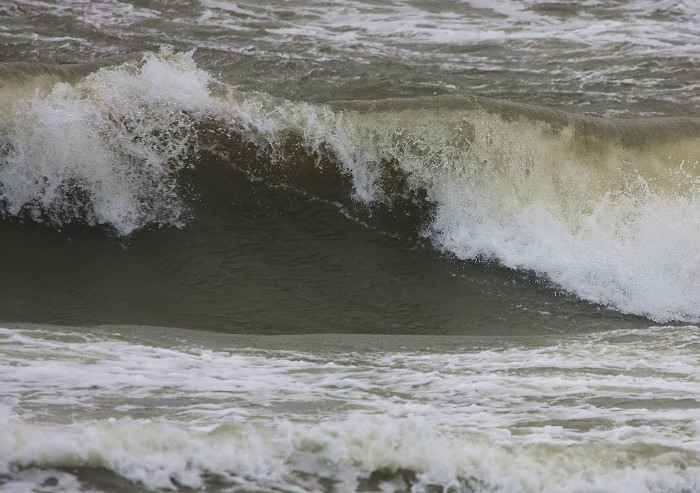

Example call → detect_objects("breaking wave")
0 50 698 322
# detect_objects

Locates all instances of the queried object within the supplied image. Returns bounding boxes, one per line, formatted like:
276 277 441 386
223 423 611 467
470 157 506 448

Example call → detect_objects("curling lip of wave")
0 53 145 114
1 51 699 134
1 52 698 143
328 94 700 146
0 52 698 324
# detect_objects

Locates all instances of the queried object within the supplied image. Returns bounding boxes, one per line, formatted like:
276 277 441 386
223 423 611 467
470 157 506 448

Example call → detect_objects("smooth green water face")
0 173 639 335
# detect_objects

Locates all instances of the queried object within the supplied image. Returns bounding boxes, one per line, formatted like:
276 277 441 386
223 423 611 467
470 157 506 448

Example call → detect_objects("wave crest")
0 50 698 322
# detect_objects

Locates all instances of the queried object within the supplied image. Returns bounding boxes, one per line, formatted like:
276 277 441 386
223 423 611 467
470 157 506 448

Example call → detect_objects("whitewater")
1 325 699 492
0 1 698 492
1 51 698 322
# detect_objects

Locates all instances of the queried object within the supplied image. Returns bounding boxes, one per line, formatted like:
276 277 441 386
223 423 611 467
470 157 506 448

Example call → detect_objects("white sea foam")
0 52 697 322
283 101 698 322
0 50 210 234
0 325 698 491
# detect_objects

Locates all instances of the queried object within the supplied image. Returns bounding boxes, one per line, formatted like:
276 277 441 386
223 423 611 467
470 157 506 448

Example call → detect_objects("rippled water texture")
0 0 698 115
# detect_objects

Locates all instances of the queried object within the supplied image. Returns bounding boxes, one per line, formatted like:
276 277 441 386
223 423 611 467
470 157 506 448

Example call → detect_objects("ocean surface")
0 1 698 491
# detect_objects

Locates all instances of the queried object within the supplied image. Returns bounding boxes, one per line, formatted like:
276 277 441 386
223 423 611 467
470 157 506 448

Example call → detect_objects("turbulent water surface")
0 1 698 492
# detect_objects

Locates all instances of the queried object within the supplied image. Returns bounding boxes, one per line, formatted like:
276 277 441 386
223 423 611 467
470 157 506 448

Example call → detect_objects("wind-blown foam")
0 51 698 322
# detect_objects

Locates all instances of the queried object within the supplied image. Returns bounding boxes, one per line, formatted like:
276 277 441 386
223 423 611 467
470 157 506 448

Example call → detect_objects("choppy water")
0 1 698 492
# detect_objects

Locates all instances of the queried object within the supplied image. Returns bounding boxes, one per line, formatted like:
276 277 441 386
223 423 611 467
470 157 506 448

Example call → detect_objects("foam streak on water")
0 325 698 492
